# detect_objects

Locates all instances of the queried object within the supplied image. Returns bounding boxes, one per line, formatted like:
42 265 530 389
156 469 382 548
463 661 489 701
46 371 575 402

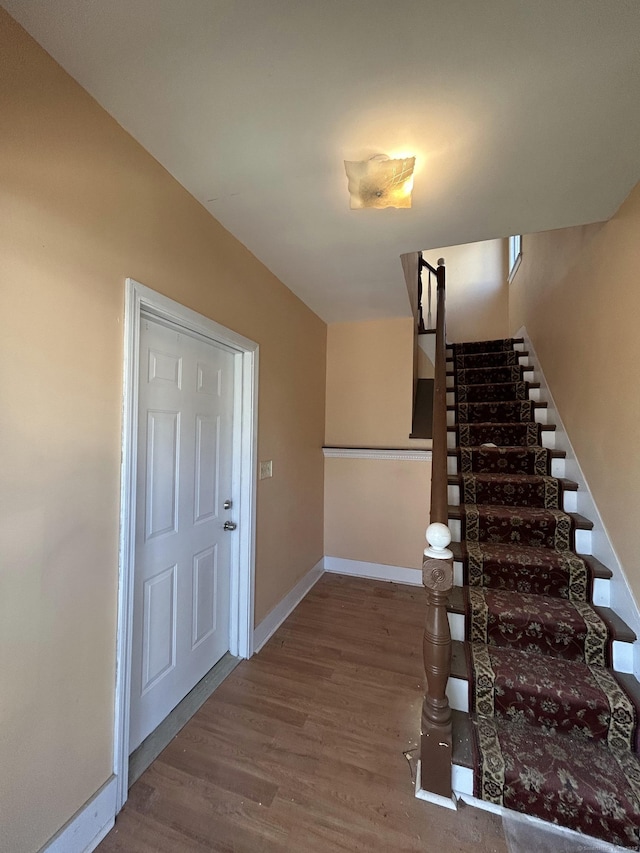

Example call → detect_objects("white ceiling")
4 0 640 322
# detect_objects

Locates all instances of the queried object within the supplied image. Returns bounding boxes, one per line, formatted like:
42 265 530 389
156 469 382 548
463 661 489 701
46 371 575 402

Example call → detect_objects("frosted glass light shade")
344 154 416 209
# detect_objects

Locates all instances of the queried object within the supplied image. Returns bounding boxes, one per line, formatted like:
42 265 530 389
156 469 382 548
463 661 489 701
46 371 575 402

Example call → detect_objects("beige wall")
509 182 640 600
423 239 508 343
325 317 431 449
324 317 431 569
324 457 430 569
0 11 325 853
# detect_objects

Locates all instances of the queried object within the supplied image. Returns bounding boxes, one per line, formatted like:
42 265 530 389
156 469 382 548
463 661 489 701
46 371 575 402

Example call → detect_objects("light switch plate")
259 460 273 480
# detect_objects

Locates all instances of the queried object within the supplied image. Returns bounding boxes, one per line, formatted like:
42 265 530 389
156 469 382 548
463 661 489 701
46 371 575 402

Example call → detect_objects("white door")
129 316 235 751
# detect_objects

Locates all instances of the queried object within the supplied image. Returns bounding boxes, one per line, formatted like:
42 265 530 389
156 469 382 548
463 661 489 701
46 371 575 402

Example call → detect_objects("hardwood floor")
98 574 507 852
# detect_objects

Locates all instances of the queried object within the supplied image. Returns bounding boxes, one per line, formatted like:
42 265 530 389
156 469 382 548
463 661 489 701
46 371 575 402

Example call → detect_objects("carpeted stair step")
449 540 611 601
448 350 528 370
449 337 525 355
450 585 613 665
453 365 530 385
460 641 640 750
470 713 640 850
448 503 592 550
450 399 547 421
456 472 562 507
455 380 533 403
454 445 552 475
446 349 529 376
447 586 635 651
448 473 574 509
448 422 556 449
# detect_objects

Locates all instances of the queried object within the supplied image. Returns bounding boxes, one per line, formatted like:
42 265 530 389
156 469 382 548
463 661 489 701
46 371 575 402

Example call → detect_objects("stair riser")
448 517 591 552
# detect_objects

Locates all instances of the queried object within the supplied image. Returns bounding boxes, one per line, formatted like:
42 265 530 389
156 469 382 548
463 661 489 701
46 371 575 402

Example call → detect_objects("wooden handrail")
430 261 448 524
417 255 438 331
420 259 454 800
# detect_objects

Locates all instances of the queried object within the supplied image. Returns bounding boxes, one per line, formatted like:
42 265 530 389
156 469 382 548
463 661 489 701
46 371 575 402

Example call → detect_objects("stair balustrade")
420 259 455 799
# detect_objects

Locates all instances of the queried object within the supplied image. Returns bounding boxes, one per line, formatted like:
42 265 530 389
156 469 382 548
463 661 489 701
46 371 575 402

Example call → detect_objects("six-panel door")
129 317 234 751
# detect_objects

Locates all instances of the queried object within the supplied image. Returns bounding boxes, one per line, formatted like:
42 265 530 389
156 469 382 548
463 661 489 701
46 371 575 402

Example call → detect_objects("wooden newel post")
420 521 454 799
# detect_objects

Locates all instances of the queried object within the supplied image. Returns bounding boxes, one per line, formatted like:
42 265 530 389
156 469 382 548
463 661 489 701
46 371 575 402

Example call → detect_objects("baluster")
420 521 454 800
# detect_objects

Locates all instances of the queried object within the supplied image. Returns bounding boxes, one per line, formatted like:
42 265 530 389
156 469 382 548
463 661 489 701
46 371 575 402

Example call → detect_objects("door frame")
113 279 258 811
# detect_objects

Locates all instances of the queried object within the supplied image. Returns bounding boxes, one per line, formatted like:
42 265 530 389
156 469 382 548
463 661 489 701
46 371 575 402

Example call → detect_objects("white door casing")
115 279 258 810
129 318 234 751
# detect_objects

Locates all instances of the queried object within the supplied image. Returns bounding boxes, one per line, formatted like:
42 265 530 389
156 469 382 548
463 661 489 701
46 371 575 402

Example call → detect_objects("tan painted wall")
324 317 431 569
0 12 325 852
423 239 508 343
324 457 431 569
325 317 431 449
509 182 640 599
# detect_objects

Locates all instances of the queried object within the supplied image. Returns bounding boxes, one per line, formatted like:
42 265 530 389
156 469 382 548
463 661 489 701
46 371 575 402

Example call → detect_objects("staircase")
444 337 640 849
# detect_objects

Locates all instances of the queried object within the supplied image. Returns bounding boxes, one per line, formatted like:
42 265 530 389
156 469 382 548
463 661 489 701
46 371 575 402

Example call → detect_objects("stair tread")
594 606 637 643
452 381 541 390
448 585 635 642
451 709 475 769
448 423 556 432
448 401 547 410
448 503 593 529
447 473 579 490
451 638 636 681
580 553 614 579
447 351 530 363
450 540 613 580
446 366 534 377
446 338 525 349
447 446 565 457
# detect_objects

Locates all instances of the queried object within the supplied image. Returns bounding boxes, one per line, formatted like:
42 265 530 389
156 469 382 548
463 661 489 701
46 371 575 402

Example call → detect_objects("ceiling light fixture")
344 154 416 209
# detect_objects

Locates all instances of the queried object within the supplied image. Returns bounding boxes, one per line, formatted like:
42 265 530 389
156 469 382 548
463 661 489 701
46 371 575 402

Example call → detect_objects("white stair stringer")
515 326 640 678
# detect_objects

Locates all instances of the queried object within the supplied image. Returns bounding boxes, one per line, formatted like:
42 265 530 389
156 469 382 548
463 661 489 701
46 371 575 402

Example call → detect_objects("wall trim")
253 559 325 652
41 776 117 853
324 556 423 586
323 447 433 461
516 325 640 678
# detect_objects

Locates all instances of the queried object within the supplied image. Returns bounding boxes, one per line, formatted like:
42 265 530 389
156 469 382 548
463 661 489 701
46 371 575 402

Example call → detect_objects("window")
508 234 522 281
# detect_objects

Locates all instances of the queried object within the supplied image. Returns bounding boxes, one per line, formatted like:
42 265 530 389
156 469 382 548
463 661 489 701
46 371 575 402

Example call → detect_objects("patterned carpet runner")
449 337 640 849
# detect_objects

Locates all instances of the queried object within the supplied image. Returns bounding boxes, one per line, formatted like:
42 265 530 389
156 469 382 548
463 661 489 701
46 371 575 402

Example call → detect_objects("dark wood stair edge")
452 709 475 769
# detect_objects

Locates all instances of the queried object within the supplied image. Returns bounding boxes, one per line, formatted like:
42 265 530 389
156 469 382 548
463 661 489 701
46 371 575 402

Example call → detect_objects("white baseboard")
516 325 640 678
253 559 324 653
41 776 117 853
324 556 422 586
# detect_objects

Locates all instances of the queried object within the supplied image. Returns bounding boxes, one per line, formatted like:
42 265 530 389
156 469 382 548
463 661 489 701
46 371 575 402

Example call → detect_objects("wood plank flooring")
98 574 507 852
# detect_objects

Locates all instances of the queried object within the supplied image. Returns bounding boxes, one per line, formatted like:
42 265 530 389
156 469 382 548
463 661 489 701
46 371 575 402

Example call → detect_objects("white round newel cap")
424 522 453 559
